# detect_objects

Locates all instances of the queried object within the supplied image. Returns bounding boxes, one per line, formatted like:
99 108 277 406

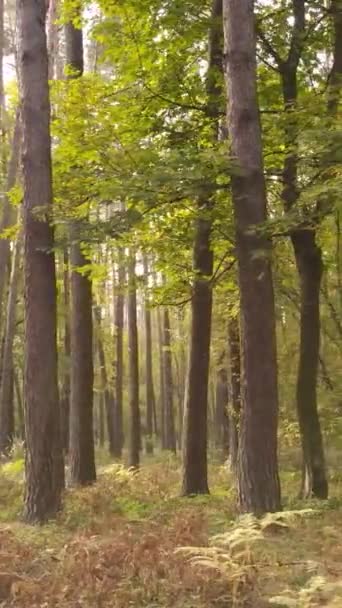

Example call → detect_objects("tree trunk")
292 231 328 498
181 0 222 496
227 316 241 474
19 0 64 521
66 20 96 486
214 351 229 460
14 369 25 441
279 8 328 497
0 237 21 455
95 305 116 455
127 252 140 468
98 393 105 448
223 0 281 514
60 249 70 451
113 250 125 457
143 256 156 454
163 307 176 453
157 306 166 449
0 113 21 332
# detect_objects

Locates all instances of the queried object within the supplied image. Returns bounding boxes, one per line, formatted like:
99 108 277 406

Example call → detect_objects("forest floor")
0 452 342 607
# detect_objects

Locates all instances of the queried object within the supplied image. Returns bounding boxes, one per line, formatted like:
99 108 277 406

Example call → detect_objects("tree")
181 0 223 496
143 256 156 454
223 0 281 513
0 236 20 455
163 307 176 453
127 250 140 468
19 0 64 522
94 305 116 455
66 18 96 486
113 248 125 457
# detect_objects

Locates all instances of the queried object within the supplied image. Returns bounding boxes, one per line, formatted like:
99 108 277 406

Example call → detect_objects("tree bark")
127 252 140 468
66 20 96 486
163 307 176 453
0 236 21 455
19 0 64 521
181 0 222 496
223 0 281 514
143 256 156 454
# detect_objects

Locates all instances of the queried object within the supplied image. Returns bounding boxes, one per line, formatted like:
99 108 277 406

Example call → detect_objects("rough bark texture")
113 252 125 457
66 21 96 486
181 0 222 496
223 0 281 514
163 308 176 453
143 257 156 454
0 237 20 455
227 316 241 474
19 0 64 521
127 252 140 468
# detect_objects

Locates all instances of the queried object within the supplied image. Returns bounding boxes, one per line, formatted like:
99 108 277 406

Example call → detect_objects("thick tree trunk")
227 316 241 473
181 0 222 496
0 237 21 455
113 251 125 457
163 307 176 453
223 0 281 514
19 0 64 521
143 256 155 454
66 21 96 486
127 252 140 468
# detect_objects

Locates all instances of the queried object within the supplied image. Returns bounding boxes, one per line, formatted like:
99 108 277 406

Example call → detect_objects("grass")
0 453 342 607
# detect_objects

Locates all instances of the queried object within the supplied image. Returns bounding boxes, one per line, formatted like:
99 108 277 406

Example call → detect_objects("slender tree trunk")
214 351 229 460
14 369 24 441
278 2 328 497
223 0 281 514
163 307 176 453
60 250 70 451
98 393 105 448
157 306 166 449
113 250 125 457
95 306 116 455
143 256 156 454
0 237 21 455
19 0 64 521
0 113 21 331
181 0 222 496
292 232 328 498
47 0 59 80
227 316 241 473
127 252 140 468
66 20 96 485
